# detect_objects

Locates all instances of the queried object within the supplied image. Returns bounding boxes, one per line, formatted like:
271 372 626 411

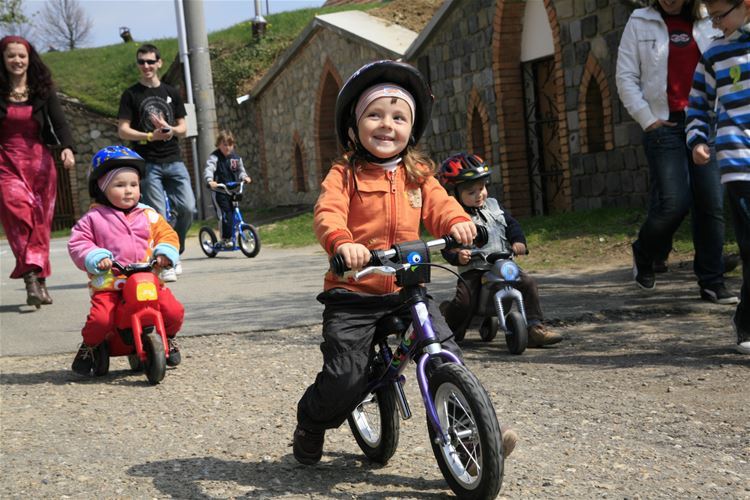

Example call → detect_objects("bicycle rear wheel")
427 363 503 499
347 384 400 464
238 223 261 258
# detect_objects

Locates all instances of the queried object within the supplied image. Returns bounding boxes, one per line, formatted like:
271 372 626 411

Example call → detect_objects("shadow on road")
0 367 178 387
127 453 447 498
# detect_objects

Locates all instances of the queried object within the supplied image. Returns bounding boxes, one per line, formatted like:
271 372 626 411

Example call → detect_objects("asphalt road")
1 234 739 357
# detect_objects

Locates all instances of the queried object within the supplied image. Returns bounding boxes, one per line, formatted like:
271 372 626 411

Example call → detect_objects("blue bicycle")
199 182 261 258
330 227 505 499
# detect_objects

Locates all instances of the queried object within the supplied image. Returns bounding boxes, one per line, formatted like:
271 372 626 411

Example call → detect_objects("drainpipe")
174 0 204 220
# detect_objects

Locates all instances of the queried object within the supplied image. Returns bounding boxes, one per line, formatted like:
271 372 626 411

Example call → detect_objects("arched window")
470 107 486 160
585 82 605 153
294 143 307 193
317 71 339 181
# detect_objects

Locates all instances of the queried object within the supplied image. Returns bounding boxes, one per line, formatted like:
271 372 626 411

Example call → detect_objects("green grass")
42 3 378 116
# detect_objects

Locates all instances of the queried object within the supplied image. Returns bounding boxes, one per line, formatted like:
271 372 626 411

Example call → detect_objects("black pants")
210 191 233 239
443 268 544 338
296 288 462 433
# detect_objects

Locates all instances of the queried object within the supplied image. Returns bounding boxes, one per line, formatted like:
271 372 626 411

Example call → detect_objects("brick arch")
315 58 343 183
467 88 493 167
491 0 570 215
578 53 614 154
292 131 308 193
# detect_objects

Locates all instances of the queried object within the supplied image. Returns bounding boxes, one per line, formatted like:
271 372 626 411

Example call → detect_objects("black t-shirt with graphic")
117 82 186 163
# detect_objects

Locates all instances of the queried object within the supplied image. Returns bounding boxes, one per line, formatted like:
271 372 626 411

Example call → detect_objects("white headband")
98 167 138 192
355 84 416 125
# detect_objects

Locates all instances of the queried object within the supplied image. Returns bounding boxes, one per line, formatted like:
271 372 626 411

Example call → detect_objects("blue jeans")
725 182 750 330
141 161 196 254
635 120 725 287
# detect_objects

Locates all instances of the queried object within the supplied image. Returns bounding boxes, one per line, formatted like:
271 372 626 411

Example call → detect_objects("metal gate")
52 156 76 231
522 57 566 215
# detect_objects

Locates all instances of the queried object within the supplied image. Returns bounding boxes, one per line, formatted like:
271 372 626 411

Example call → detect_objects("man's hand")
692 144 711 165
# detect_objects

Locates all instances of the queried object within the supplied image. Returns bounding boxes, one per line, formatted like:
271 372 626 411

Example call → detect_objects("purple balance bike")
330 227 505 499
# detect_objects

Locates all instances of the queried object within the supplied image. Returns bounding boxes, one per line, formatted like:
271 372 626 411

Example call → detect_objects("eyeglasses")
710 1 742 26
136 58 159 66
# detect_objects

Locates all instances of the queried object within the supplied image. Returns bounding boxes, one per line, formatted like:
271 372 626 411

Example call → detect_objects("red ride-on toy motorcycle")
92 260 173 385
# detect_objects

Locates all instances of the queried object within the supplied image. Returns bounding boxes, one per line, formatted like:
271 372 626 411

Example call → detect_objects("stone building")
59 0 649 225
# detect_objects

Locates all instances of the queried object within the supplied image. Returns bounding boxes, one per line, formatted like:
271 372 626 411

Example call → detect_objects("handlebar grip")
330 251 378 277
474 225 488 247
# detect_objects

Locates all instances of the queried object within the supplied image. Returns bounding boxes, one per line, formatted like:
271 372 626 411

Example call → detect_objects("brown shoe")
500 424 518 459
37 278 53 305
293 425 324 465
528 323 563 347
23 271 43 308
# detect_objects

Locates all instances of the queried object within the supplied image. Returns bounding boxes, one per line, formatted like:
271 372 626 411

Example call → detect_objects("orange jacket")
315 162 471 294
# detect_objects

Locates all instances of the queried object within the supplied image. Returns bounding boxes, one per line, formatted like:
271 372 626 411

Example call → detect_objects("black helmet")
438 152 491 190
88 145 146 199
335 60 433 156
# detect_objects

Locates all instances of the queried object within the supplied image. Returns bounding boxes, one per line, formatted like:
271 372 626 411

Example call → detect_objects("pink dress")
0 103 58 279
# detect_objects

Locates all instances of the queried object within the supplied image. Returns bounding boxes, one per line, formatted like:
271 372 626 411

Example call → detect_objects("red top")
664 14 700 112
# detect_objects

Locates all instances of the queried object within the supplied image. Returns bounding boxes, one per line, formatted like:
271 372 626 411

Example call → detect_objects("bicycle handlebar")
111 259 158 276
330 226 488 278
210 181 244 195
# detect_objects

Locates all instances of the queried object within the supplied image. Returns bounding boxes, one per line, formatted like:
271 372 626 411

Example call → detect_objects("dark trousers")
296 288 462 433
443 269 544 338
210 191 233 239
725 181 750 331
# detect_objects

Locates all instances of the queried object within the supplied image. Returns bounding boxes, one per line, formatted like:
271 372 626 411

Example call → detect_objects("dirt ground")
1 304 748 498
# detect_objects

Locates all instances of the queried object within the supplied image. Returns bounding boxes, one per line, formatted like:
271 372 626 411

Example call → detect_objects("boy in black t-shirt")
117 43 196 282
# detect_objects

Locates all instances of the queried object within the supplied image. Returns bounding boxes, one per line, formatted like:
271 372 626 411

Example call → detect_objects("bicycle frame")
345 236 479 445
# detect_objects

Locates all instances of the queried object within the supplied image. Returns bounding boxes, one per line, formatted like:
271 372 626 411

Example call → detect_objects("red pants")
81 288 184 346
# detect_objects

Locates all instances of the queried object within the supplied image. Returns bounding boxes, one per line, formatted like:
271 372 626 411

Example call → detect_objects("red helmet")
438 153 490 189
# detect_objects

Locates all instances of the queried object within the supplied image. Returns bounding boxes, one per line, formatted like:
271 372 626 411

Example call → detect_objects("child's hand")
692 144 711 165
155 255 172 269
512 242 527 256
337 243 371 271
208 181 218 189
457 248 472 265
449 221 477 246
243 176 252 184
97 258 112 271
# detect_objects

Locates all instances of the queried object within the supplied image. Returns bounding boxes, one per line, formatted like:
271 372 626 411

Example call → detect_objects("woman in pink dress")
0 36 76 308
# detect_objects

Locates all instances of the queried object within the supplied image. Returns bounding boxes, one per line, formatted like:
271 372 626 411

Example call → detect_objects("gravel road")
2 304 749 498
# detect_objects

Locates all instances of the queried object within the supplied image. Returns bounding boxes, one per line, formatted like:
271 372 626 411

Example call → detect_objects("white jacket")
616 7 719 130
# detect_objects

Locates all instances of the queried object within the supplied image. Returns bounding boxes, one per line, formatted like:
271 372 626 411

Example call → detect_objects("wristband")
146 132 153 142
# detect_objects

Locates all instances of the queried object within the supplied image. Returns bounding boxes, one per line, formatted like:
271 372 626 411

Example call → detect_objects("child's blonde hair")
215 129 235 147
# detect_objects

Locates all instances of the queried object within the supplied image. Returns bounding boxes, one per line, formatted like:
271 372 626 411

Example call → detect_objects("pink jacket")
68 203 179 292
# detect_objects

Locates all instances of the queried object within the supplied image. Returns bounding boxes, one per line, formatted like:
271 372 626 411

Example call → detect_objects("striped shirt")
686 26 750 182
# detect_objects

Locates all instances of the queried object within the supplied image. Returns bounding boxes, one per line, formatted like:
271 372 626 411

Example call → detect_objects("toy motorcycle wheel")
479 317 499 342
238 223 261 258
142 331 166 385
93 342 110 376
199 227 218 257
127 354 143 372
504 311 528 355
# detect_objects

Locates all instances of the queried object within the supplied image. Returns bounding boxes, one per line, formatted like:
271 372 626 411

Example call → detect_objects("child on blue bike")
203 129 252 247
292 60 517 465
438 152 562 347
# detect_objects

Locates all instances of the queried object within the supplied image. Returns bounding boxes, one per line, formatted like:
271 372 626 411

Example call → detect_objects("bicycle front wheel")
427 363 503 499
238 223 261 258
347 384 400 464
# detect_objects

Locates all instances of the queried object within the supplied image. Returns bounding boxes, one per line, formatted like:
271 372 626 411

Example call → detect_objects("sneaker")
528 323 563 347
632 243 655 290
732 314 750 354
167 338 181 367
161 267 177 283
174 261 183 275
500 424 518 459
700 283 739 305
293 425 324 465
221 239 233 249
653 259 668 273
72 343 95 375
723 253 741 274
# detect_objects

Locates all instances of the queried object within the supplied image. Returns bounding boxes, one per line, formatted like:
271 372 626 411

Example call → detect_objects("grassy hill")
42 3 378 116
